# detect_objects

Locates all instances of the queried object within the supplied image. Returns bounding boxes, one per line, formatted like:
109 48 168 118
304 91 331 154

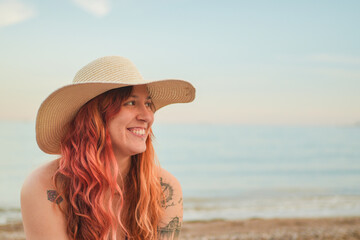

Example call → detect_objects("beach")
181 217 360 240
1 123 360 239
1 217 360 240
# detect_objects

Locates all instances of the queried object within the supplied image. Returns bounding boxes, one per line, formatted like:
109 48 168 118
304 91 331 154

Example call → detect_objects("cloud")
0 0 35 28
72 0 111 17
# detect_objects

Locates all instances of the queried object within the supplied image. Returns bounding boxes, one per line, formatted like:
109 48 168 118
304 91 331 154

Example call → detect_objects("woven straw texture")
36 56 195 154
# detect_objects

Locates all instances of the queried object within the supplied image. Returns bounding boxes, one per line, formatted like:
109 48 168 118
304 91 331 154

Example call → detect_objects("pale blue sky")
1 0 359 125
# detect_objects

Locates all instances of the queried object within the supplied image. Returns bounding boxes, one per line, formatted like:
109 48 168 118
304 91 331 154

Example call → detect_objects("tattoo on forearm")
158 217 181 240
47 190 63 204
160 177 175 209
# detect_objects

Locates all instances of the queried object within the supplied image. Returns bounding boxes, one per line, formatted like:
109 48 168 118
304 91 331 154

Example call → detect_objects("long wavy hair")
53 86 164 240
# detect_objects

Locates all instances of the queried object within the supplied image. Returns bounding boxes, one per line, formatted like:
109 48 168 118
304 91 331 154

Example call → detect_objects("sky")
0 0 359 125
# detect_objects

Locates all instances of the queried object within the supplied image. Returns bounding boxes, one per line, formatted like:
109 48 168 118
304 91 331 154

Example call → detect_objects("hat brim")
36 79 195 154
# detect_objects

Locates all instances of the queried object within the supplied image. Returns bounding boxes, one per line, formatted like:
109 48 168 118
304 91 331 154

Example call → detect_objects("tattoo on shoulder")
47 190 63 204
158 217 182 239
160 177 175 209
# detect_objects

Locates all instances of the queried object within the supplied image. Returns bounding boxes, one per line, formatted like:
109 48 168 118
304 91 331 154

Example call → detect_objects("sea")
1 121 360 224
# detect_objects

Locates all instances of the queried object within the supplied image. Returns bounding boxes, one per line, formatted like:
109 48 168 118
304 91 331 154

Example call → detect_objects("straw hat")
36 56 195 154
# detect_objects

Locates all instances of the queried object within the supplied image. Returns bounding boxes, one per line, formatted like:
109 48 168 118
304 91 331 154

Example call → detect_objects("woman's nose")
136 104 154 123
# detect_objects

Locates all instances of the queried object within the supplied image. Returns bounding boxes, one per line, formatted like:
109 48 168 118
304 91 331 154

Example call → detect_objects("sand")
1 217 360 240
181 217 360 240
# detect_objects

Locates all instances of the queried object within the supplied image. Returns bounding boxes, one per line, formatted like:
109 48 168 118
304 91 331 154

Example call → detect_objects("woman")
21 56 195 240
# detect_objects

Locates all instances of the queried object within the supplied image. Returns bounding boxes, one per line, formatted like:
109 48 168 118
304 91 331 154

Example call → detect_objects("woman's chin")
130 146 147 156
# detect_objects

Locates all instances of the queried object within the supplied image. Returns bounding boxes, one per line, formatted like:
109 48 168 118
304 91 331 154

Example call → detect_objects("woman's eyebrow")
129 95 152 100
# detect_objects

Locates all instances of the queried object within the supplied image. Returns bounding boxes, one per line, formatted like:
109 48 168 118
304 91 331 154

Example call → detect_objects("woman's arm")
21 161 69 240
158 168 183 240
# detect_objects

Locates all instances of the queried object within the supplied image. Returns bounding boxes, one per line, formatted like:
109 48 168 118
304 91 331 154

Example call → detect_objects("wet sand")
1 217 360 240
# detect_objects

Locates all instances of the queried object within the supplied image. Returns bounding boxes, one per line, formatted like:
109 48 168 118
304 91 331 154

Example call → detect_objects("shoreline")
1 217 360 240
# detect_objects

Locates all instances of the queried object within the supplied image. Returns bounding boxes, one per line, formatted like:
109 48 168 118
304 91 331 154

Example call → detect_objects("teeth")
130 128 145 135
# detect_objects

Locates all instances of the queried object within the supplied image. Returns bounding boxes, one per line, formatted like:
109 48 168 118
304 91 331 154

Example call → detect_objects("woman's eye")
146 101 155 110
125 101 135 106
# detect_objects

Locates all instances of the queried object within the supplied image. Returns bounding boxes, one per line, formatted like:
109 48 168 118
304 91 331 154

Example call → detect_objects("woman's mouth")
127 127 146 137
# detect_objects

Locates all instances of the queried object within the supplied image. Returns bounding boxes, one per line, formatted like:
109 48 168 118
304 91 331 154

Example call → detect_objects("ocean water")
1 121 360 224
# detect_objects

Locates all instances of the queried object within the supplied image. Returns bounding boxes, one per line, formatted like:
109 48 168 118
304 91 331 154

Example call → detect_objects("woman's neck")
111 147 131 181
115 154 132 180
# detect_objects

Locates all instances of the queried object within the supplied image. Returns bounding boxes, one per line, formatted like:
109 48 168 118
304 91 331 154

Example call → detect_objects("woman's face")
108 85 154 158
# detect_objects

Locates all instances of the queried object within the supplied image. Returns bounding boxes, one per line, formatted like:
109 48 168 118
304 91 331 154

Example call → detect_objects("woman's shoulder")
157 168 183 236
158 168 183 205
159 168 181 189
21 159 69 239
21 160 58 195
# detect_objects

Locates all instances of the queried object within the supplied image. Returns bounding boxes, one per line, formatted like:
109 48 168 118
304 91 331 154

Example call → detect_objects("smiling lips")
128 127 147 137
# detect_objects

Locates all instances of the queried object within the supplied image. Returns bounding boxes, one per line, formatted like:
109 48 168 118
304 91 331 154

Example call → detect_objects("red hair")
53 87 164 240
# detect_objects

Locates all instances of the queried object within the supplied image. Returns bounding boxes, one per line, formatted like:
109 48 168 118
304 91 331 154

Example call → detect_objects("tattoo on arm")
158 217 182 240
47 190 63 204
160 177 175 209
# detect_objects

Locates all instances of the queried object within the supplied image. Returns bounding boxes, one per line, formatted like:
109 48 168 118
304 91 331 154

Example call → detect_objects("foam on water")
183 194 360 221
0 208 22 225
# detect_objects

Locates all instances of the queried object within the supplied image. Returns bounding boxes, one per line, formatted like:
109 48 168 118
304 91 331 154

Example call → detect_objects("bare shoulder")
22 160 58 188
159 168 182 197
158 168 183 239
21 159 69 240
21 160 59 203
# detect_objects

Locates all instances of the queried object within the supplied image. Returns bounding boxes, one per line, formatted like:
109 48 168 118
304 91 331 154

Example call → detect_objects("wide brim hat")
36 56 195 154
